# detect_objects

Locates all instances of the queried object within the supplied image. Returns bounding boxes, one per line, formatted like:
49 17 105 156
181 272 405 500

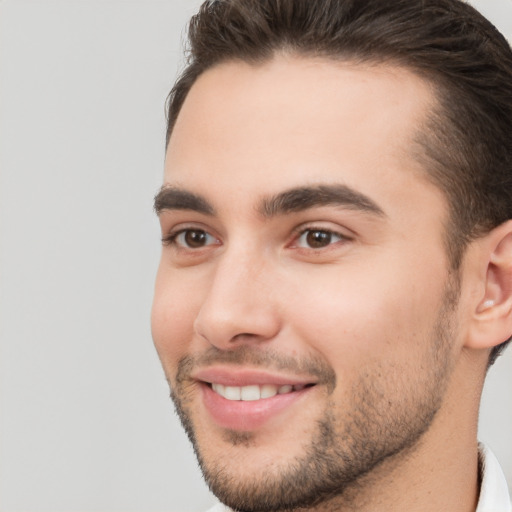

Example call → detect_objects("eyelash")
162 226 350 251
162 228 218 248
292 227 349 250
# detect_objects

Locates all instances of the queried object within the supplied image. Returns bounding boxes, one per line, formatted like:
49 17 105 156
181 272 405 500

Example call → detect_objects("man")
152 0 512 510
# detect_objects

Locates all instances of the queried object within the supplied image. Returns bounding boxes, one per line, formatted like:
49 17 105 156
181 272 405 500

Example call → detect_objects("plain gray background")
0 1 511 511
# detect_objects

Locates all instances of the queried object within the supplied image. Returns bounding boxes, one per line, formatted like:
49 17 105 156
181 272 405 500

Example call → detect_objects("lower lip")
201 383 313 431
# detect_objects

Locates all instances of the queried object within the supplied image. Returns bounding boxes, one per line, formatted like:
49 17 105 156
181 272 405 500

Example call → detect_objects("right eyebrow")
259 184 385 218
153 186 215 216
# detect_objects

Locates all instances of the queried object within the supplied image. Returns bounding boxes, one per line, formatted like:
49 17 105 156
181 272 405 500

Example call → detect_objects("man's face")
152 57 463 511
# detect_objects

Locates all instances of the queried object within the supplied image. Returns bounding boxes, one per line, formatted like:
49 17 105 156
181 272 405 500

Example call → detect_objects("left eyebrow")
153 186 215 216
259 184 385 218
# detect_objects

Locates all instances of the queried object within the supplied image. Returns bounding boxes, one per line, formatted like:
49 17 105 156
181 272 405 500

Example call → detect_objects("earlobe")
466 222 512 350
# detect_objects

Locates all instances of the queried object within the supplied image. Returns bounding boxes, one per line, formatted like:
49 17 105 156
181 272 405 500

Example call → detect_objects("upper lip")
193 367 317 387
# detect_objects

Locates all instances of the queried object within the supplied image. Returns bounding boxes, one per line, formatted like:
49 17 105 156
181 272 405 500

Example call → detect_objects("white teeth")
224 386 241 400
212 383 224 395
210 383 305 401
240 385 260 401
260 384 278 399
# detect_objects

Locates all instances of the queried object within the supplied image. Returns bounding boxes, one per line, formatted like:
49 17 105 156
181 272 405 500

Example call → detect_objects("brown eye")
307 230 331 248
296 229 344 249
184 230 208 248
172 229 218 249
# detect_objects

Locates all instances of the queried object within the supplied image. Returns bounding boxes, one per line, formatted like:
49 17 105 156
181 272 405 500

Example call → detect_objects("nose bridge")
194 239 279 347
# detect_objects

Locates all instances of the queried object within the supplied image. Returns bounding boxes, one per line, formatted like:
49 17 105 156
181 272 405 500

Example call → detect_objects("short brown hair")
165 0 512 364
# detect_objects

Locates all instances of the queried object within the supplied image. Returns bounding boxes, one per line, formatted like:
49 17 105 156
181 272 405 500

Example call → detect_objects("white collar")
476 443 512 512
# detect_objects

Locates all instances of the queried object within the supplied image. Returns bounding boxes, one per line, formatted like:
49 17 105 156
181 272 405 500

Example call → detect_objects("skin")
152 56 509 511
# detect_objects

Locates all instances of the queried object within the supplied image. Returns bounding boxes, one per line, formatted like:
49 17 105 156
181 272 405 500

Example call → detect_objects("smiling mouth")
207 382 315 401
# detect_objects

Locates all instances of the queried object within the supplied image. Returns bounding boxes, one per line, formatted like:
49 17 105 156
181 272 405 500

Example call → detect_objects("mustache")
174 345 337 390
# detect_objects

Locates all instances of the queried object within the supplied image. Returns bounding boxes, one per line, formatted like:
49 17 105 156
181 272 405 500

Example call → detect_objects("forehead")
164 56 443 216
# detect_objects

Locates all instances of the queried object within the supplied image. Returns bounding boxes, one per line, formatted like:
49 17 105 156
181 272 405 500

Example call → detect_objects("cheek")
151 265 202 371
282 259 446 373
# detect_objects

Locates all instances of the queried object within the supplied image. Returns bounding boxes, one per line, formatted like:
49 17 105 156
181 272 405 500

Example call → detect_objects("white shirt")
206 444 511 512
476 443 512 512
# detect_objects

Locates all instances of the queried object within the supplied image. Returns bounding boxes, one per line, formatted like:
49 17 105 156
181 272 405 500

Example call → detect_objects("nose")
193 248 281 349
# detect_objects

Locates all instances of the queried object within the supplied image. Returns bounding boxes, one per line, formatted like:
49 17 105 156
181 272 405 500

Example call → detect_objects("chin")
172 374 447 512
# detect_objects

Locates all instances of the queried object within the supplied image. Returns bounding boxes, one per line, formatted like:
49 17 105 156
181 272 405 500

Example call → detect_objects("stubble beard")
168 277 460 512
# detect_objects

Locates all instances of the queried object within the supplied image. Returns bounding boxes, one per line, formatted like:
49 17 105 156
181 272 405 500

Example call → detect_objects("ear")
465 220 512 351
